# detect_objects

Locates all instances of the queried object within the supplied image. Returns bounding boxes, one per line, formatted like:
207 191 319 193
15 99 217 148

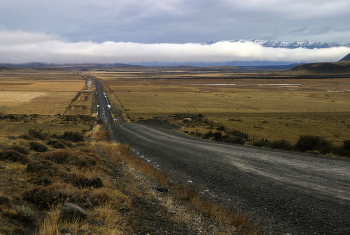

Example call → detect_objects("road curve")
110 122 350 235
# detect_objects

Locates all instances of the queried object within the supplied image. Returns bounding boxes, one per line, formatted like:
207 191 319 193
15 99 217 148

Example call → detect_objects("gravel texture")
110 122 350 235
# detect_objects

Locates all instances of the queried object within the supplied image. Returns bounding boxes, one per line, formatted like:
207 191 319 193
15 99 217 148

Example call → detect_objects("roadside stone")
59 203 87 221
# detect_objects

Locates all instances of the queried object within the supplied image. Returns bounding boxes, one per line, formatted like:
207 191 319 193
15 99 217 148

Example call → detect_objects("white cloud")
0 31 349 64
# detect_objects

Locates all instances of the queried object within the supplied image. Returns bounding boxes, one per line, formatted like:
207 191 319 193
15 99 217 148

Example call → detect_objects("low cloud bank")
0 31 349 64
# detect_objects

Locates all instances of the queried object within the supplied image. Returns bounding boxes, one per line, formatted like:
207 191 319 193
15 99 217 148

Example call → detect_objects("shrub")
74 177 103 188
344 140 350 150
26 160 68 178
0 150 32 163
59 131 84 142
203 130 214 139
213 132 222 141
270 140 293 151
40 150 96 167
47 139 65 149
18 134 32 140
253 139 270 147
6 146 29 155
295 135 333 153
23 183 83 208
29 141 48 152
28 128 46 140
231 130 242 137
224 137 245 145
216 126 225 131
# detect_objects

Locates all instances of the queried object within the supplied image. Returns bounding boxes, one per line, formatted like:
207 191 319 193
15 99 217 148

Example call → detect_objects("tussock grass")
0 115 263 234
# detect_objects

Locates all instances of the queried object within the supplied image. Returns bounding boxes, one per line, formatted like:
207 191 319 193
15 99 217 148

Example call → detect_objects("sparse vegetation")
0 117 264 235
29 141 48 152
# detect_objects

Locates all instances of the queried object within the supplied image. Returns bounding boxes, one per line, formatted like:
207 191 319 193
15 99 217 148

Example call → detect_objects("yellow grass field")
90 70 350 145
0 70 86 115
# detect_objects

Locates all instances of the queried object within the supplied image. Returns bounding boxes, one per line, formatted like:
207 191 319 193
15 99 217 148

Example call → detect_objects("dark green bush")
295 135 333 153
224 137 245 145
59 131 84 142
344 140 350 150
47 139 65 149
28 128 46 140
0 150 32 163
7 146 29 155
270 140 293 151
40 150 96 167
231 130 242 137
203 130 214 139
213 132 222 141
254 139 270 147
18 134 32 140
29 141 48 152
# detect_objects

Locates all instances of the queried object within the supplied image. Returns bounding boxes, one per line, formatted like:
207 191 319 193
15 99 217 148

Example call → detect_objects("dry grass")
92 73 350 146
0 69 86 115
0 115 264 234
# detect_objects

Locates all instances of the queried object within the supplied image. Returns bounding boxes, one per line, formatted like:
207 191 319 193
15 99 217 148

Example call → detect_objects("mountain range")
208 39 350 49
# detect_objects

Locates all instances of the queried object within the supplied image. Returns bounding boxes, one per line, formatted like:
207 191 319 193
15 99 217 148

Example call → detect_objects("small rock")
157 186 169 193
0 166 5 169
59 203 87 221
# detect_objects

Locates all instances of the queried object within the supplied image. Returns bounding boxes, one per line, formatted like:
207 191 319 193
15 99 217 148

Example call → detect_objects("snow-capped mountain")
208 39 350 49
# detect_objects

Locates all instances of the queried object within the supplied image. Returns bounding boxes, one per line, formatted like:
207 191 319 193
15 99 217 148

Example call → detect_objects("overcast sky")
1 0 350 64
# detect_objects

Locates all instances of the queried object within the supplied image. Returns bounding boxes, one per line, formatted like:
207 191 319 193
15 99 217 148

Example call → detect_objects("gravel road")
89 75 350 234
110 122 350 235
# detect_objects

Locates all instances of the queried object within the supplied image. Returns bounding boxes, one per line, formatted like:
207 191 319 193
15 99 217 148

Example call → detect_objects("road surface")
90 74 350 234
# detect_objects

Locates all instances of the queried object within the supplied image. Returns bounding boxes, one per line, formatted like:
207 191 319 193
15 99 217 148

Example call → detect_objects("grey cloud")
1 0 350 43
0 31 349 64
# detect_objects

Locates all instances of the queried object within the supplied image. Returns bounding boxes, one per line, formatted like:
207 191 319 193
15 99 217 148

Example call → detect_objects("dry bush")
39 205 124 235
59 131 84 142
89 188 130 209
39 150 96 168
0 150 32 164
29 141 48 152
295 135 333 154
270 139 293 151
26 160 69 178
91 125 111 141
23 183 85 209
6 145 29 155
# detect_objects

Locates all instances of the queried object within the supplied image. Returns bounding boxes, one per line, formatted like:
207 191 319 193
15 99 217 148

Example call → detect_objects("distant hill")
286 61 350 75
0 63 145 70
339 53 350 62
239 63 301 70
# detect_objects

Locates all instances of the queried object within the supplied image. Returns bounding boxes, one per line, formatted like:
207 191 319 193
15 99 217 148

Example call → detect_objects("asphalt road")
90 75 350 234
